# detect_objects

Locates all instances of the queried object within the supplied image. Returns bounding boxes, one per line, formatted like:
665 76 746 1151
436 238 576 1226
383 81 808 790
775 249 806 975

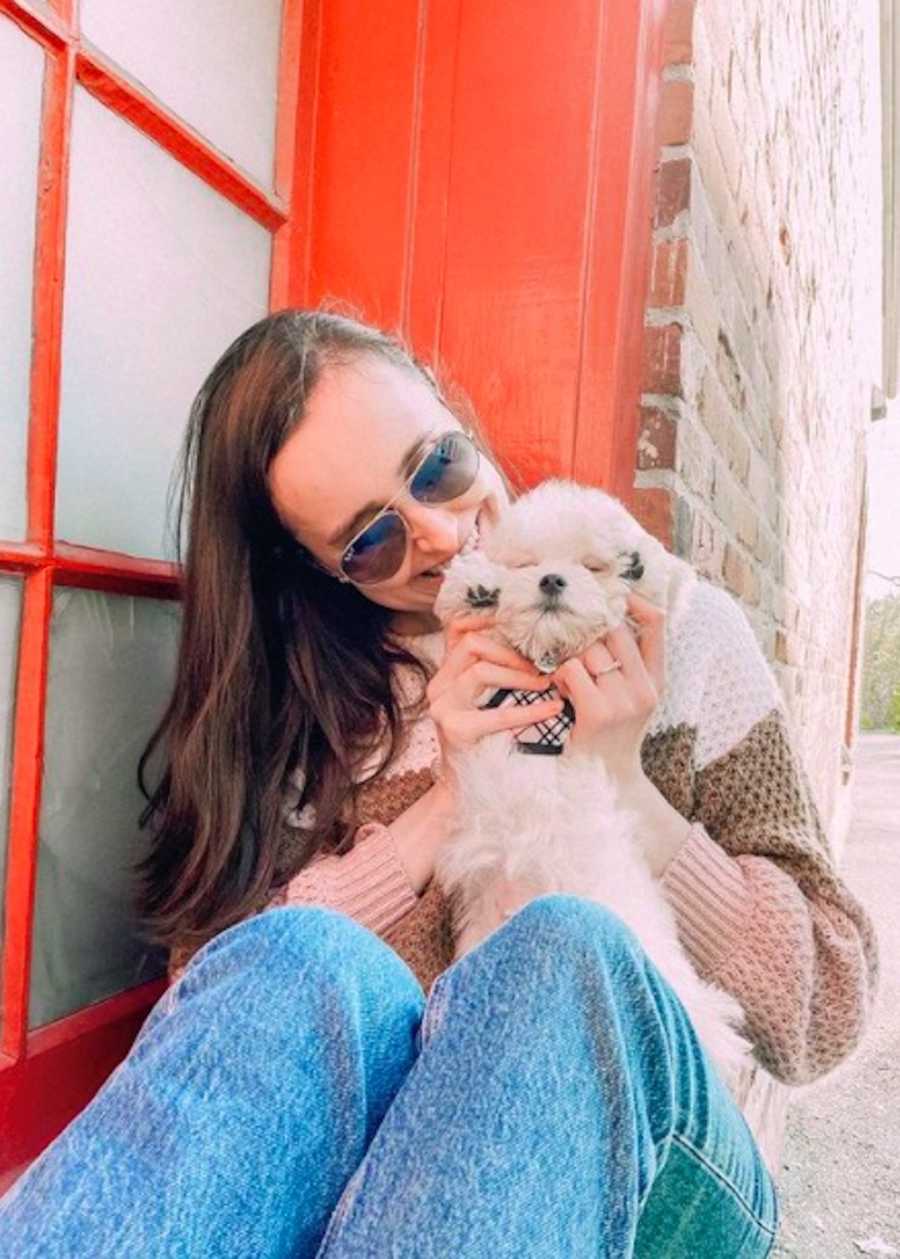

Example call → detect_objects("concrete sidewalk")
772 734 899 1258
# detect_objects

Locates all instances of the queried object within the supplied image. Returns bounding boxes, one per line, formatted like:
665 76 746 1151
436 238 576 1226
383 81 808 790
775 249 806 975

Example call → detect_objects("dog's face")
434 479 675 671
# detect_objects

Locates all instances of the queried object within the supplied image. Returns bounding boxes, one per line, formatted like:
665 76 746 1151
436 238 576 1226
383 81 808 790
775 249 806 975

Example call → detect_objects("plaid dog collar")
481 684 576 755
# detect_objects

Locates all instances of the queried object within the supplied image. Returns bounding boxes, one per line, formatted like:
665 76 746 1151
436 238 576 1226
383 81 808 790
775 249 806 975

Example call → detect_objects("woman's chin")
412 573 445 596
372 579 444 632
390 603 442 635
404 579 445 620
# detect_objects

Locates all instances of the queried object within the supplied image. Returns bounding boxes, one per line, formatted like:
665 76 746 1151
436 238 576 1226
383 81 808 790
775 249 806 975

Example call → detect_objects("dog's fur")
433 479 754 1090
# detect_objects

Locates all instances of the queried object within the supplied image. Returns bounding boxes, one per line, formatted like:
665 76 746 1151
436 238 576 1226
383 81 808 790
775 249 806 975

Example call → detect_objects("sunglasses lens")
339 432 479 585
410 432 479 504
341 511 408 585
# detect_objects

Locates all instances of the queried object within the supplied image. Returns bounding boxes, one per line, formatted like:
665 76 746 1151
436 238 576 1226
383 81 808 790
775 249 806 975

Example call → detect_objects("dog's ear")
621 531 697 631
661 553 698 629
433 552 503 625
620 531 668 602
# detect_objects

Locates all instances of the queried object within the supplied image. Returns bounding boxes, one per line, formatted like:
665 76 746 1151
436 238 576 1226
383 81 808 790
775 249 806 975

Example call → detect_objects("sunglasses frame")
313 425 479 586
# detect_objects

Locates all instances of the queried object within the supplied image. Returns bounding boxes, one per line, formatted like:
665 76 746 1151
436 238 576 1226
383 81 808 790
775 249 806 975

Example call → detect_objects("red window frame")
0 0 314 1184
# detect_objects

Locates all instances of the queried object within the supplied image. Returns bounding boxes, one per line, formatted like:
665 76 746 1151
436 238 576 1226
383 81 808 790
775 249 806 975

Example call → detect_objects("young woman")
0 307 879 1257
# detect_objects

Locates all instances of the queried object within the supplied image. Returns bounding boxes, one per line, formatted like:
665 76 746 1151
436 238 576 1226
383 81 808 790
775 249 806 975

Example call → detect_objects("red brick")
662 0 695 65
641 324 683 395
654 158 692 228
659 80 694 146
648 237 688 307
629 487 673 549
636 407 676 469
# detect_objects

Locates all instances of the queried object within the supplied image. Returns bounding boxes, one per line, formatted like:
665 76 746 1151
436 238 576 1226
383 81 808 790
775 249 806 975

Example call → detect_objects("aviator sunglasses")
328 427 481 585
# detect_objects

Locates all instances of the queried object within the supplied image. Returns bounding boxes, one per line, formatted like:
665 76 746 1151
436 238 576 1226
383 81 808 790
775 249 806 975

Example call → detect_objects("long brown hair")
135 303 512 964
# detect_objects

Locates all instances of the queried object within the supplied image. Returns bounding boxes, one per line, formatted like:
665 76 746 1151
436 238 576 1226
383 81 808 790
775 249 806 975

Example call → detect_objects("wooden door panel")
307 0 667 500
440 0 600 484
307 0 424 327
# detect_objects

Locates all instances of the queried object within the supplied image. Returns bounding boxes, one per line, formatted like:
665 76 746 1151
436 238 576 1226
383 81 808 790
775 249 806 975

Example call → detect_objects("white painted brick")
642 0 881 824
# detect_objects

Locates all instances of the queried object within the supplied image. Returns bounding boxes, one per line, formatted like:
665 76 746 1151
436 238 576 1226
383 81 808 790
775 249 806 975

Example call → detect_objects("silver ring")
596 660 623 676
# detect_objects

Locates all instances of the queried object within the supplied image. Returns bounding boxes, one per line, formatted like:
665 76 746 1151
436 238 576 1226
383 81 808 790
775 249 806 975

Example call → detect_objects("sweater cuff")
659 820 752 977
283 821 420 936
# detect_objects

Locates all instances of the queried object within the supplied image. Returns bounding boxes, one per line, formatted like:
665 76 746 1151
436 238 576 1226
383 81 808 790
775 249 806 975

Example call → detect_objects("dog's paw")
434 552 504 624
466 582 500 609
618 549 645 582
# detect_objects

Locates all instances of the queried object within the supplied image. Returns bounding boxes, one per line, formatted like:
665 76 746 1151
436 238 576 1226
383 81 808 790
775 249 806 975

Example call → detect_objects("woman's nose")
401 498 460 554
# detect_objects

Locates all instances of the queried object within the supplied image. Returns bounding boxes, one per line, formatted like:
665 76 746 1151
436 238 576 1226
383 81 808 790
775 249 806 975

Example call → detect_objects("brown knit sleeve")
687 700 881 1086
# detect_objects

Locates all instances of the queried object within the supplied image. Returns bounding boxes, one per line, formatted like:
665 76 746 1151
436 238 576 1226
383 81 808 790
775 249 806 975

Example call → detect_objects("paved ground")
771 734 899 1258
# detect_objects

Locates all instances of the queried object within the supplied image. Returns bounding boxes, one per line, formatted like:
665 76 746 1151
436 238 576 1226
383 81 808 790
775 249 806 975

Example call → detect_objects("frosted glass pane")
0 21 44 542
0 579 22 1001
56 88 270 560
30 589 180 1029
81 0 281 188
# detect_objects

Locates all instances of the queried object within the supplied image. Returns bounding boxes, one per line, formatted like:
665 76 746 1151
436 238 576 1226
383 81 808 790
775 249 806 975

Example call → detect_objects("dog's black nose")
539 573 567 594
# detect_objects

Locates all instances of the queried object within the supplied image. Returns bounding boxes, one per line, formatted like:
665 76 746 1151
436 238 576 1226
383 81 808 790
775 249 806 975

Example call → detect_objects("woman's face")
267 353 510 630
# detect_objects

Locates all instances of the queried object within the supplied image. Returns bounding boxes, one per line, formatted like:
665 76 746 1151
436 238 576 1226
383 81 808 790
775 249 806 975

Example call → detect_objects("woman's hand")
427 612 564 766
552 591 666 785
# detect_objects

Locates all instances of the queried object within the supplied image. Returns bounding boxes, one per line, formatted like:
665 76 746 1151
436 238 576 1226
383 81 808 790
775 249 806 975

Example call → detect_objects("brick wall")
632 0 883 843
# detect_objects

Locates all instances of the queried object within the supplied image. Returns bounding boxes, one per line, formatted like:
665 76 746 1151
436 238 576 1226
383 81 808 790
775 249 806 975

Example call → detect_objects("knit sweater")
167 578 879 1095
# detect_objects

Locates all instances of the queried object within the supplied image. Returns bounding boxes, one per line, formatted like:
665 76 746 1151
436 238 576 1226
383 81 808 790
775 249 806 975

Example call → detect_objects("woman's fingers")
428 620 559 756
429 631 540 700
446 612 497 652
579 638 630 695
431 595 666 766
434 663 554 712
595 624 656 705
459 695 565 740
553 657 599 711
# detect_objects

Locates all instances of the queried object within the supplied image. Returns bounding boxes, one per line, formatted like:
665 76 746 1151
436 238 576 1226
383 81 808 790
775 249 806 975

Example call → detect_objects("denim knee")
504 893 644 965
186 905 423 993
420 894 650 1053
144 906 425 1050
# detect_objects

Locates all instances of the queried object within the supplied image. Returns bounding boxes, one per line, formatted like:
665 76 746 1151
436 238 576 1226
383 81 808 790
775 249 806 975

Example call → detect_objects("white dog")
433 479 754 1090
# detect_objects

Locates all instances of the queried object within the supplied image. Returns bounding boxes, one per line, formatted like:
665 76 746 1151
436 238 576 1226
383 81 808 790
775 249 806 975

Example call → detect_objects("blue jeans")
0 895 779 1257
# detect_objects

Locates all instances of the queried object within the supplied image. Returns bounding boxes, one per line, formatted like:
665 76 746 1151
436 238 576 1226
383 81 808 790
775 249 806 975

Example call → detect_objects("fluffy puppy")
433 479 753 1090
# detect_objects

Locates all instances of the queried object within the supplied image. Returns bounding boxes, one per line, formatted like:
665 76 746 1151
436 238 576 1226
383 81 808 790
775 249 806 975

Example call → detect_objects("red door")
0 0 667 1186
304 0 667 500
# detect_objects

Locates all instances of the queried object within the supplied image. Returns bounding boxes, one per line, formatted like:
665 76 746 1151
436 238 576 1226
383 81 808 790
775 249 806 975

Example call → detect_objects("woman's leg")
0 907 426 1259
316 893 780 1259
